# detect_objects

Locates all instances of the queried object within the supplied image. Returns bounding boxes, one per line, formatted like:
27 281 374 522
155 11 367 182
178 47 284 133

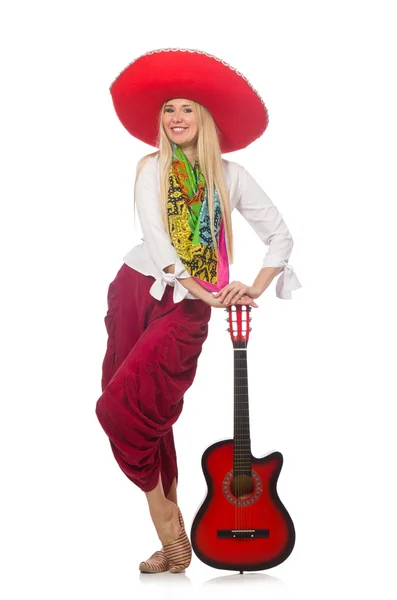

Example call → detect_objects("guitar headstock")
225 305 252 346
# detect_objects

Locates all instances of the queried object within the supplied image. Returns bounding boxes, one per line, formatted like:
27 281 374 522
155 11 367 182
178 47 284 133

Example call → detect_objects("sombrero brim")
110 48 269 154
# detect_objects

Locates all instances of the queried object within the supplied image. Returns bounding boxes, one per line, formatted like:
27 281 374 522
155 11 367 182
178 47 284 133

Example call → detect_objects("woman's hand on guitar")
213 281 260 306
206 292 258 309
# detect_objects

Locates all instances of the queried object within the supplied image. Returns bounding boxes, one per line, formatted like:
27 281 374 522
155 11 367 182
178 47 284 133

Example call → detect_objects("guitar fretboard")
233 343 252 474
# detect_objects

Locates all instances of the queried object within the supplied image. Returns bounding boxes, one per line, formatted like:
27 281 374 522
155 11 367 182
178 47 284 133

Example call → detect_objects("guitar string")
233 306 252 538
236 306 248 536
239 306 251 536
237 308 243 537
238 307 243 537
237 309 240 535
234 307 237 535
238 309 241 535
234 308 237 533
243 307 247 536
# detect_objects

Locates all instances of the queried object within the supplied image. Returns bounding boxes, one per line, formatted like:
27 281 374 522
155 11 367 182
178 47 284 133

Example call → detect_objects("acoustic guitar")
190 305 295 573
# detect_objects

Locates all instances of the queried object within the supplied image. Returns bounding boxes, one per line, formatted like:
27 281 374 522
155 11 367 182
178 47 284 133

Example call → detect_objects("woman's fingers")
238 295 258 307
214 283 257 306
225 286 248 305
228 291 243 305
215 282 241 302
216 286 232 302
219 294 258 308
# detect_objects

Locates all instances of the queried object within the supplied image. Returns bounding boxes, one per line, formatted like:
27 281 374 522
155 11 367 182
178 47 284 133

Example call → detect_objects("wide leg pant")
95 263 212 498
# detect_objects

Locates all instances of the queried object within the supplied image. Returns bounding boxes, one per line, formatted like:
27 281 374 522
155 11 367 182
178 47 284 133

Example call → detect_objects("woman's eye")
165 108 192 113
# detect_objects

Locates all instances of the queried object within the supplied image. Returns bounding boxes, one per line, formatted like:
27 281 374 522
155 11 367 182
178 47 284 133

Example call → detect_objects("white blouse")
122 154 302 303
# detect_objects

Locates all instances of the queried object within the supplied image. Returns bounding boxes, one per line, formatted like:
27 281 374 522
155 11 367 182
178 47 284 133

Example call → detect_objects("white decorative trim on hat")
109 47 268 120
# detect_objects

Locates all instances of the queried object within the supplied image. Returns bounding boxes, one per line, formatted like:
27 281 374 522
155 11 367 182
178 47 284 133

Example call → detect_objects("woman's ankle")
150 499 176 524
154 502 181 546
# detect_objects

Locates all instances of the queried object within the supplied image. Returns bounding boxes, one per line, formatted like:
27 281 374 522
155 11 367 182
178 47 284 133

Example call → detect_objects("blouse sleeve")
235 167 302 299
134 159 193 303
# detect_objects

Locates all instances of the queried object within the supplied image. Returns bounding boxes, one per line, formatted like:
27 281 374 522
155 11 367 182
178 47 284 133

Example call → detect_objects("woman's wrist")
249 266 282 299
247 285 261 299
176 276 213 302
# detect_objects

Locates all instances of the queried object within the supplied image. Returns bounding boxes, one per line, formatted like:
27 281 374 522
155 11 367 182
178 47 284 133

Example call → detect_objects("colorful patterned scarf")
167 143 229 291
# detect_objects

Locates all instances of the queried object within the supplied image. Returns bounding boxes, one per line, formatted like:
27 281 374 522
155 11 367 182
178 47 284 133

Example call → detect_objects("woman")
95 48 301 575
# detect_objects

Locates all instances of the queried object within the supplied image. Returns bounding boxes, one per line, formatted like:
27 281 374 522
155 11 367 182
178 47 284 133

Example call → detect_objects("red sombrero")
109 48 269 154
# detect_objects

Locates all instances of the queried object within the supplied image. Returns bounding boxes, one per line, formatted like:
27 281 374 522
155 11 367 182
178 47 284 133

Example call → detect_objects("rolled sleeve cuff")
262 257 302 299
149 262 191 303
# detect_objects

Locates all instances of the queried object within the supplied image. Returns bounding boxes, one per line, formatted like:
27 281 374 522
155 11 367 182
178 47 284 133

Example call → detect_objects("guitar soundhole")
230 475 254 498
222 469 262 506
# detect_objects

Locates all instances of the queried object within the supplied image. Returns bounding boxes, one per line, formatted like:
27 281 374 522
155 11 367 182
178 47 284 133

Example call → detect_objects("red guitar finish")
190 305 295 572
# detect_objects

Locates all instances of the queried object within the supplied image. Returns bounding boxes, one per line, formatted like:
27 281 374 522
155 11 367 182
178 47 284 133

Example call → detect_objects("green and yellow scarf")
167 143 229 290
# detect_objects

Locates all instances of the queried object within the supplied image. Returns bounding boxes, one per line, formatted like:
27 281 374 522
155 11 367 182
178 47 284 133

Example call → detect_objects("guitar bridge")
217 529 269 539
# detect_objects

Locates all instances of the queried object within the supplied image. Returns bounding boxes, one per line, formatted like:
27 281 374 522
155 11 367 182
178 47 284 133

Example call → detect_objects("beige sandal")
161 508 192 573
139 549 169 573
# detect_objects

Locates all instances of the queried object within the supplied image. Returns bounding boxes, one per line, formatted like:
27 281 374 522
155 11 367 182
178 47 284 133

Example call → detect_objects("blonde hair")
133 99 234 263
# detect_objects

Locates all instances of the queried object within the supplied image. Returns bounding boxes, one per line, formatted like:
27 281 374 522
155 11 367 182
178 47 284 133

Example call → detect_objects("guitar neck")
233 341 252 475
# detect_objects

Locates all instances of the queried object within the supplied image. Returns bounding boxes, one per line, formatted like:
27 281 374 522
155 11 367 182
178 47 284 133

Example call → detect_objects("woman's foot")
152 499 181 547
161 507 192 573
139 549 169 573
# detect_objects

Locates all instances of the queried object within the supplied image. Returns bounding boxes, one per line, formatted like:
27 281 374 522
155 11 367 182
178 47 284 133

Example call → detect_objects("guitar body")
191 438 295 571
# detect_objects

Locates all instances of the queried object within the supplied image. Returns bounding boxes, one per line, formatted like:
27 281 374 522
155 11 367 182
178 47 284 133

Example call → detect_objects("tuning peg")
249 327 252 332
226 328 230 332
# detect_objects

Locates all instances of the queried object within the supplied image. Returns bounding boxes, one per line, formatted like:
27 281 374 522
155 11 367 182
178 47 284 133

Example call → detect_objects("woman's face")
162 98 198 146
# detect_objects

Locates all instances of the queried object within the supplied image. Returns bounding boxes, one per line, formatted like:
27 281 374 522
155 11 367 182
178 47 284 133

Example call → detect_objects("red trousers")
95 264 212 498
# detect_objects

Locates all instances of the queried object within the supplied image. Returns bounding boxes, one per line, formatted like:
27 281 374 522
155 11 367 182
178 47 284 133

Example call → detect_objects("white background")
2 1 396 598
